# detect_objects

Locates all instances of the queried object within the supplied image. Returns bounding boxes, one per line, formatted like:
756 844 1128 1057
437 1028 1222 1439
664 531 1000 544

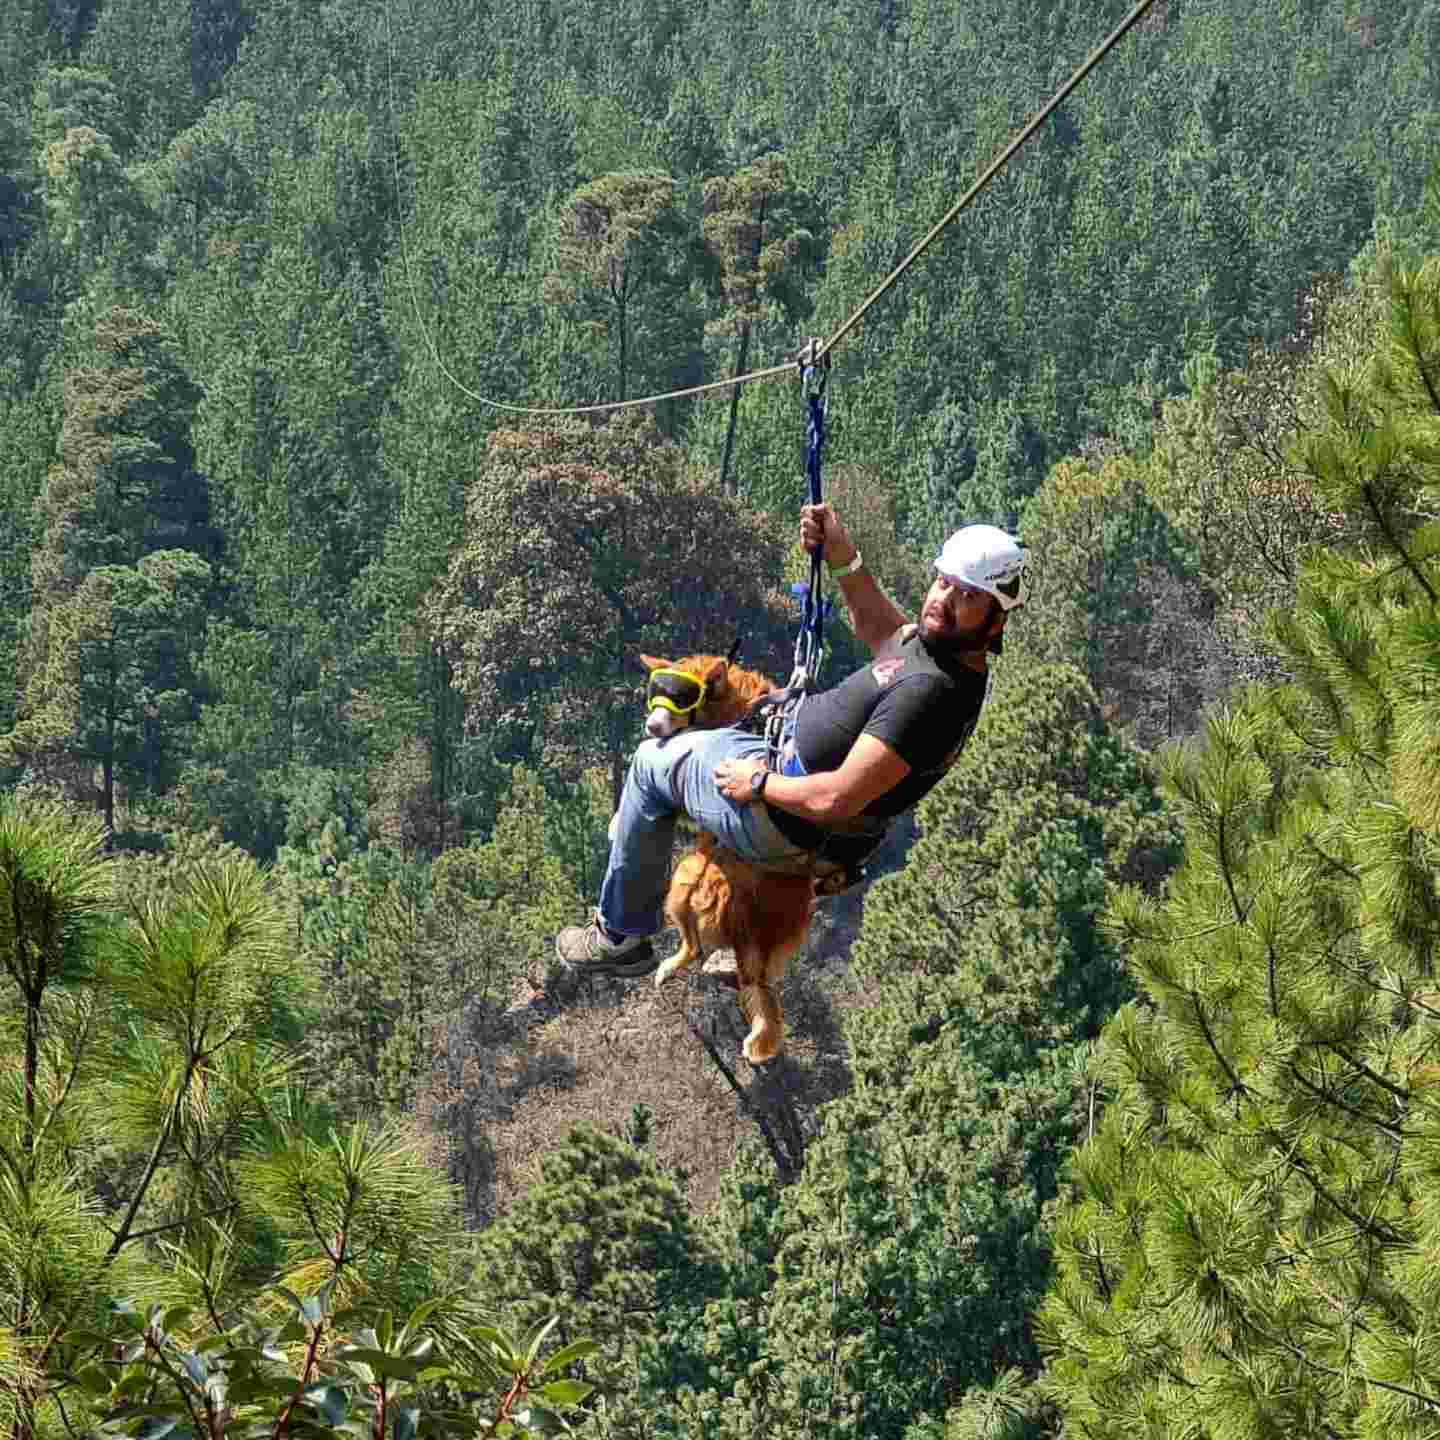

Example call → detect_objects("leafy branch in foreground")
63 1287 596 1440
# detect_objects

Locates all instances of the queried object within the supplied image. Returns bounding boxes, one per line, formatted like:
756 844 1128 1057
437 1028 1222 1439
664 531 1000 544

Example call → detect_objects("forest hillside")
3 0 1440 1435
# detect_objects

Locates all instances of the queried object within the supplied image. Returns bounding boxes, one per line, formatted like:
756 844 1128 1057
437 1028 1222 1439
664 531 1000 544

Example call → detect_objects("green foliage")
472 1126 719 1403
7 307 212 827
543 172 697 406
7 551 210 829
277 765 588 1120
701 154 819 341
68 1287 596 1440
0 796 476 1440
1013 448 1218 748
6 0 1435 851
1038 236 1440 1440
700 152 822 491
636 665 1178 1439
7 10 1440 1435
426 414 791 805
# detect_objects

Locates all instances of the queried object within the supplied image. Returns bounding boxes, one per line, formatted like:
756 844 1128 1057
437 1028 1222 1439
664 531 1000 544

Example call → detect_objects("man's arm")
717 735 910 824
832 564 909 655
799 503 908 656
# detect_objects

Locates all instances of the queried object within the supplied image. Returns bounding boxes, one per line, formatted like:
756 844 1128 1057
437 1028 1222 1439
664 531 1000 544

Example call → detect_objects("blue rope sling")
756 345 833 770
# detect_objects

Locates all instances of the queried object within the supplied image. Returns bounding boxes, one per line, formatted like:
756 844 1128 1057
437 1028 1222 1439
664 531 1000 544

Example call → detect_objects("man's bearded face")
919 574 1004 652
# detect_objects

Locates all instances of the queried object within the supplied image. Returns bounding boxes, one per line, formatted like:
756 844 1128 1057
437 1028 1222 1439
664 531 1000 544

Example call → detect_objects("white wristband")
828 549 864 577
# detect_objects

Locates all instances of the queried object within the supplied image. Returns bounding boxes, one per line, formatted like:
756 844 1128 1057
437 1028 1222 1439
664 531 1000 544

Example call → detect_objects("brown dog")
638 653 816 1064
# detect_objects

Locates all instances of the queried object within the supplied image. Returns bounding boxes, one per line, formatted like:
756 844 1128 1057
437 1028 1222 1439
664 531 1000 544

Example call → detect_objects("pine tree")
424 413 791 808
699 152 820 492
472 1125 718 1403
1039 251 1440 1440
542 172 694 405
0 796 470 1440
7 308 214 828
1014 447 1224 748
8 552 210 833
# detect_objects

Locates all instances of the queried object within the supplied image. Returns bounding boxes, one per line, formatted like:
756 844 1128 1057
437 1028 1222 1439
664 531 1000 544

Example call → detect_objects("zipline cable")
385 0 1159 416
383 8 803 414
815 0 1159 364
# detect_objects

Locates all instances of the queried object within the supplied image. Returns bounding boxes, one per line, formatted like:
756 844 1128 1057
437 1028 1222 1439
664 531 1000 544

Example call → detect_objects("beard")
919 602 1000 655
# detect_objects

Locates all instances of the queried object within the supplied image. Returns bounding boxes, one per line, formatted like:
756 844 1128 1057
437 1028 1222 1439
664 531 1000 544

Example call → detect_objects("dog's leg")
654 911 704 987
737 946 784 1064
657 847 726 987
655 867 707 987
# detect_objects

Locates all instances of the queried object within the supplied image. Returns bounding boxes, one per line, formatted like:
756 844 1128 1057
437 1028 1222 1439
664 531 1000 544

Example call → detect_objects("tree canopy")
4 1 1440 1436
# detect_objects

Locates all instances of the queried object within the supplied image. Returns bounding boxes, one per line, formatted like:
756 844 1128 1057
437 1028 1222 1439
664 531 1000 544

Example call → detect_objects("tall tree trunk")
617 295 629 403
719 195 766 494
432 635 453 854
718 321 753 495
103 717 115 839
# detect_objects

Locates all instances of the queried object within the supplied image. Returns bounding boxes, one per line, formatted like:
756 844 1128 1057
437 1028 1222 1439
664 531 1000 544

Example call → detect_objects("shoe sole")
557 944 658 980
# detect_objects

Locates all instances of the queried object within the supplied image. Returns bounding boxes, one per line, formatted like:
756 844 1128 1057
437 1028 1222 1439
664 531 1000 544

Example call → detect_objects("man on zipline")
555 504 1029 976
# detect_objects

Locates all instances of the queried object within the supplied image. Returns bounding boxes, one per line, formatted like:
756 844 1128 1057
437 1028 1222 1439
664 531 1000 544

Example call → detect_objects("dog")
636 652 816 1065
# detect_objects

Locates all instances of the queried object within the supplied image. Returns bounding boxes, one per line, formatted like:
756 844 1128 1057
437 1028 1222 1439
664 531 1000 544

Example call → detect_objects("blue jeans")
598 726 813 937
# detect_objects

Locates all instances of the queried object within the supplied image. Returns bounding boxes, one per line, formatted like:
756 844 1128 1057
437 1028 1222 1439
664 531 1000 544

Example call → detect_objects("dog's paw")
742 1033 781 1066
653 957 681 987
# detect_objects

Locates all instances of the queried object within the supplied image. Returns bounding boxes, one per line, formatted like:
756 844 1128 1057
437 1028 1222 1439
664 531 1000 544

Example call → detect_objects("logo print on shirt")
871 658 905 687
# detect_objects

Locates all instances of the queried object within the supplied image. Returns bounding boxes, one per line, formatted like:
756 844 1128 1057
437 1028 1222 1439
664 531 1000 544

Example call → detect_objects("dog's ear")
702 657 729 693
638 653 667 672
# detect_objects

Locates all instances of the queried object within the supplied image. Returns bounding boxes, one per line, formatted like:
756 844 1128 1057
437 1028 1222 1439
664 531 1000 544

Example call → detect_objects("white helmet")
934 525 1030 611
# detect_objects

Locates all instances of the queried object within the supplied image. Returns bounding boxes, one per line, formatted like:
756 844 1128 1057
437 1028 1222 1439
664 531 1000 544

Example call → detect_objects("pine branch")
1316 1037 1411 1105
1183 986 1406 1245
295 1184 340 1265
1084 1236 1113 1303
1286 1151 1404 1247
1285 1063 1408 1141
52 1393 79 1440
1214 809 1253 927
1302 835 1361 883
1322 946 1440 1020
1265 934 1281 1019
1398 296 1440 420
107 1055 198 1261
1360 482 1437 604
1187 989 1248 1101
0 1144 26 1189
1238 1309 1440 1413
110 1201 239 1246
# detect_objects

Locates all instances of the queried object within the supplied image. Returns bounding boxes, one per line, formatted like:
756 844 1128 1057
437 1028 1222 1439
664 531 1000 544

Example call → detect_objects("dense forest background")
5 0 1440 1435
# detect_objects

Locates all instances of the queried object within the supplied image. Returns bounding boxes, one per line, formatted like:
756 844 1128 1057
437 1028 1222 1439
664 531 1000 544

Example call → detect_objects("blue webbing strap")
797 364 828 678
763 352 832 771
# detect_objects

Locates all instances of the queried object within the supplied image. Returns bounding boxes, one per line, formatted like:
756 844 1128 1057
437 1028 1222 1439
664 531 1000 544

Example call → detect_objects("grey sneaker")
554 915 658 978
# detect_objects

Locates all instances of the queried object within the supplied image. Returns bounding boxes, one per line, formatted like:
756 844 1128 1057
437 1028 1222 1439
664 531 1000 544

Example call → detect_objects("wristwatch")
749 767 769 800
828 549 864 576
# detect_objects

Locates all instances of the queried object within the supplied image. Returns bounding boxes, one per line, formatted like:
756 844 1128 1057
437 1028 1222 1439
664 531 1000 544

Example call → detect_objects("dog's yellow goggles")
646 668 707 717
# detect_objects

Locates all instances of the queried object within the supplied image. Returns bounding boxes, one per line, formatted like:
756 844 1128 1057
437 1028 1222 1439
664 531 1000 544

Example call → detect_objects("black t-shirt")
766 624 989 851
